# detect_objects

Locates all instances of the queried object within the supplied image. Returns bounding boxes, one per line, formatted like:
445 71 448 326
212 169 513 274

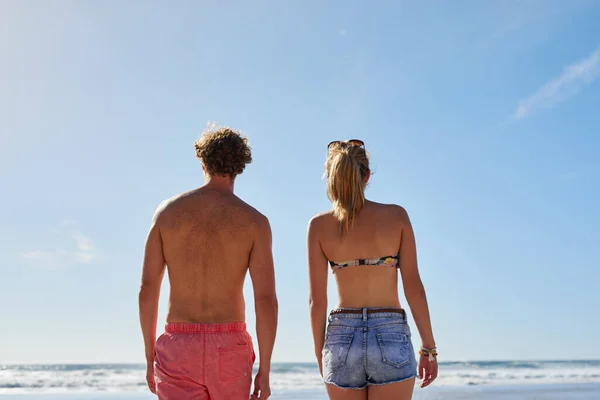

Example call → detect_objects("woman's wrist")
418 346 438 361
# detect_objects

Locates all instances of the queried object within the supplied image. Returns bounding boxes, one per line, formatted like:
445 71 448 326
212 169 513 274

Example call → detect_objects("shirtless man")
139 127 278 400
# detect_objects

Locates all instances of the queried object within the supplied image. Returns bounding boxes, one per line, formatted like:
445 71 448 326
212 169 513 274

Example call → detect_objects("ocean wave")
1 361 600 393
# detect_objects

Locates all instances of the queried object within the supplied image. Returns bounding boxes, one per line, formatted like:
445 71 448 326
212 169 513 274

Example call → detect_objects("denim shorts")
322 308 417 389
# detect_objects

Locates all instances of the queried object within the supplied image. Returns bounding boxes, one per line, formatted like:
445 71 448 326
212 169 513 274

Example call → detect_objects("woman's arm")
307 217 329 375
398 207 437 387
398 207 435 347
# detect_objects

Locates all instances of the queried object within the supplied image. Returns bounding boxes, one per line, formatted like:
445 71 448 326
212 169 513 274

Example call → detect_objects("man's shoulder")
235 197 270 230
151 191 196 223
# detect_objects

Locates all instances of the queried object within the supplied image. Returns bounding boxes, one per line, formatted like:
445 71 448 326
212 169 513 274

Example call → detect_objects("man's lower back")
166 289 247 324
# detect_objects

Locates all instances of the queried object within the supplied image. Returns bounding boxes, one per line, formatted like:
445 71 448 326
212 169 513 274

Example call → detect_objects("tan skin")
139 173 278 399
308 172 437 400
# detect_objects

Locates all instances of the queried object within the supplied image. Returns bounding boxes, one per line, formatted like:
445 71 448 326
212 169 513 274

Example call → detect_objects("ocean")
2 361 600 399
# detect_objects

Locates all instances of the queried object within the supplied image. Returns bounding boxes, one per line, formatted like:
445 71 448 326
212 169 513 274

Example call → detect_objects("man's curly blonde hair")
194 127 252 178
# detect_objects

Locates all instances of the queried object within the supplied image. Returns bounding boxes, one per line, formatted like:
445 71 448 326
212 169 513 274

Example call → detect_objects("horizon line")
3 358 599 366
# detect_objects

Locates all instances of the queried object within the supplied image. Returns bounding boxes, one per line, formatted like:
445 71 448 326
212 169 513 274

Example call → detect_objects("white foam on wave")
0 366 147 394
1 361 600 393
435 366 600 386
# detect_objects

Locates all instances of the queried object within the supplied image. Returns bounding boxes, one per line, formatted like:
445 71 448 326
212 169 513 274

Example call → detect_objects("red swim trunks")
154 322 255 400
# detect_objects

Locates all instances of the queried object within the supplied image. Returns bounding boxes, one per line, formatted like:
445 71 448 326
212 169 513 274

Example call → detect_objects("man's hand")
146 362 156 394
250 369 270 399
418 355 438 388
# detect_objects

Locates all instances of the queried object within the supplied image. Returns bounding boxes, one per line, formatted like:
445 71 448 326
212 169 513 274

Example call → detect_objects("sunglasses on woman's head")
327 139 365 150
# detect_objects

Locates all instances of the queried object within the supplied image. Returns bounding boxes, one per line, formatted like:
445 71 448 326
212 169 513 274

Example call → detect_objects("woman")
308 140 437 400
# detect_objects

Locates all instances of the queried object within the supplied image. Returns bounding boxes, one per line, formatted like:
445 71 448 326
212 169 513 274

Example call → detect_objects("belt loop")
362 308 367 321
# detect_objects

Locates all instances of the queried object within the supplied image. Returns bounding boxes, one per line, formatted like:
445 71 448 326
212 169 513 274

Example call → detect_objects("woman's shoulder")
307 210 338 233
308 210 335 225
368 200 409 215
366 202 411 227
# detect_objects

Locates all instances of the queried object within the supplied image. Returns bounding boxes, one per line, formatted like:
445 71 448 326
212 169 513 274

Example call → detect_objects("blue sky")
1 0 599 364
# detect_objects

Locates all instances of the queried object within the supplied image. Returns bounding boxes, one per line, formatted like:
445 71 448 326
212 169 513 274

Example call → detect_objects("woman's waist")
335 279 400 308
335 294 402 310
327 306 408 328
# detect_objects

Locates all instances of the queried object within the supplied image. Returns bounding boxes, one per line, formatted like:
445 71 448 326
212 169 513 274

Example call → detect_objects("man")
139 127 278 400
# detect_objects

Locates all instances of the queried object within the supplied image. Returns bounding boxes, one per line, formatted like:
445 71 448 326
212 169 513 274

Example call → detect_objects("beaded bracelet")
418 347 438 362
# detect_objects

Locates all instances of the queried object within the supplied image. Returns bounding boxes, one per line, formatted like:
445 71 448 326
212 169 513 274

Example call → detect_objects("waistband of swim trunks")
165 322 246 333
330 307 406 319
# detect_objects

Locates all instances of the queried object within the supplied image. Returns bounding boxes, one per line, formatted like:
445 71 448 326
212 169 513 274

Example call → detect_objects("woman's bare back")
313 200 410 308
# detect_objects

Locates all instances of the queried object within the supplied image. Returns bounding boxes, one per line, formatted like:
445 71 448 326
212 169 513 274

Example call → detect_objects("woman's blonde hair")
325 142 370 233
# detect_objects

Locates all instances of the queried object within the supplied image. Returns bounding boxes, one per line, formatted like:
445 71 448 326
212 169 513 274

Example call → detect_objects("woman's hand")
418 354 438 388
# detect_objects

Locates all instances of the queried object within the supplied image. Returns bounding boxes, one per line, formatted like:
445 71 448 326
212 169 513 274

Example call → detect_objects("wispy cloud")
74 252 95 263
21 222 96 267
72 231 94 252
22 250 61 261
515 47 600 120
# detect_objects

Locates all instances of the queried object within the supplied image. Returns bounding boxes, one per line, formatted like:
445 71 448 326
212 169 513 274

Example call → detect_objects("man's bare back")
156 187 267 323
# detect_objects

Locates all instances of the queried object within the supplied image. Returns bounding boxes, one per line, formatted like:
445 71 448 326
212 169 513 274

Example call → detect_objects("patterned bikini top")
328 254 400 273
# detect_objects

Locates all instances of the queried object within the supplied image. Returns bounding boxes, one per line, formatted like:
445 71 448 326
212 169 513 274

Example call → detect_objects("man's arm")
138 206 166 386
248 215 278 397
307 217 328 375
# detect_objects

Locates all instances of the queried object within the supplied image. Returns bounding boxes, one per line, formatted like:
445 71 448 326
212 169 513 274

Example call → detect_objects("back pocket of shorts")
322 334 353 371
218 344 252 382
376 332 411 368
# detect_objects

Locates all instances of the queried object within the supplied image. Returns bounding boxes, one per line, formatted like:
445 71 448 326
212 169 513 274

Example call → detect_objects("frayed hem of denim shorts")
323 374 417 390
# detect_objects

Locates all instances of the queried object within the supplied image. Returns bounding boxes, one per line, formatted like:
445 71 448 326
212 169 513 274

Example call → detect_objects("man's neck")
203 174 235 193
